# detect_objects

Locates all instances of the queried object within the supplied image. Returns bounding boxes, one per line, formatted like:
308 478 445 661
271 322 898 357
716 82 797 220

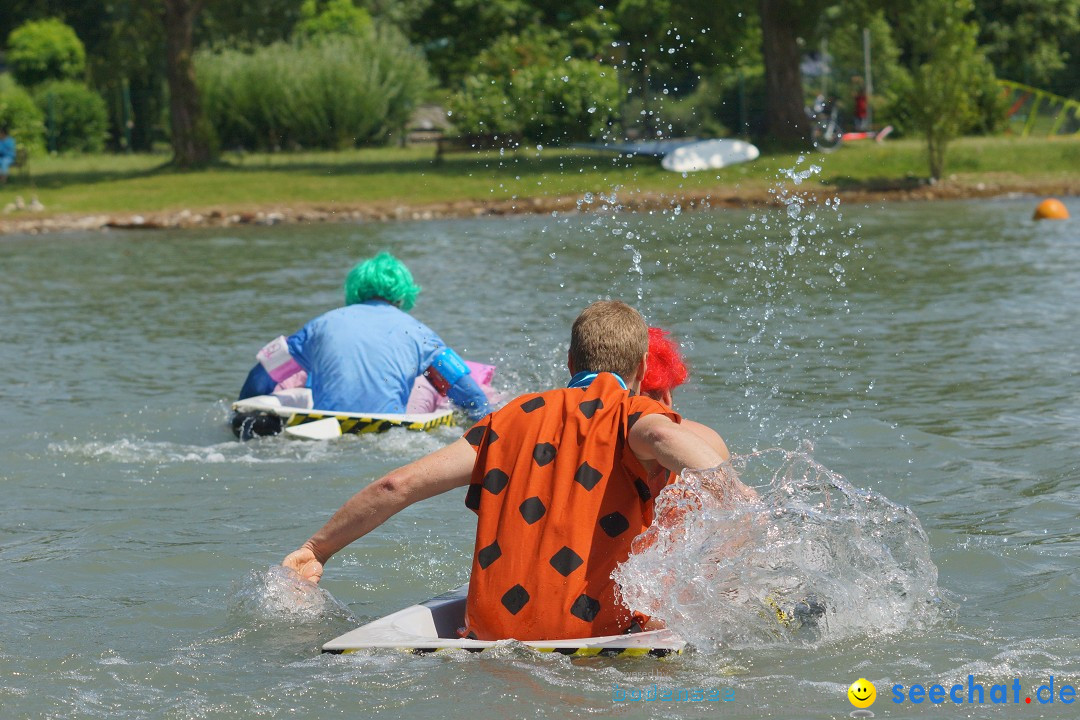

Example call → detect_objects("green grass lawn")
3 136 1078 217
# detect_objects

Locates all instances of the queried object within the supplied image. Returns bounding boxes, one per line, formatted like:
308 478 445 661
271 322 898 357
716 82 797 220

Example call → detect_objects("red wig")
642 327 689 394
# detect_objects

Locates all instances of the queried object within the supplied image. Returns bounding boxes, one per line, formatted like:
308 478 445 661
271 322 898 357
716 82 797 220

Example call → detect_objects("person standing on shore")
852 76 869 132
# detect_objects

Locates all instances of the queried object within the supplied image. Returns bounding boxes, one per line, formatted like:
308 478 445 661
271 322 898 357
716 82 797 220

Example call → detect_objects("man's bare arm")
283 437 476 583
681 419 731 463
628 413 725 473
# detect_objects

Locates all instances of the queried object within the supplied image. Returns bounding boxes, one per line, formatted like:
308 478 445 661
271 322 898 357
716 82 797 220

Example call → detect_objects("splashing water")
226 565 355 624
614 448 938 653
623 243 644 301
707 155 872 441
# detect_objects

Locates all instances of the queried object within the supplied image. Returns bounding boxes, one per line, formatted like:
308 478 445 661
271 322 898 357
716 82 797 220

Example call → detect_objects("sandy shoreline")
2 178 1076 236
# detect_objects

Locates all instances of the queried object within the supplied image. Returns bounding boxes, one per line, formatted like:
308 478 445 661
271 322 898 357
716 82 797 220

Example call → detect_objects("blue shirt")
286 300 444 413
0 137 15 169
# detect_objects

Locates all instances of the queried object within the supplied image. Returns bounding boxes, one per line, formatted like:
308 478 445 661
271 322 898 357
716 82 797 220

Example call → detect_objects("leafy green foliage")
294 0 373 40
0 75 46 150
973 0 1080 87
471 27 569 78
512 59 621 144
6 18 87 87
447 76 518 136
409 0 543 85
447 29 621 145
32 80 109 153
196 29 429 150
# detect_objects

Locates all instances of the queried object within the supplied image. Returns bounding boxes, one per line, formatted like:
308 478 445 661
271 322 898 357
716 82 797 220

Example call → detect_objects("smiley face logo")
848 678 876 708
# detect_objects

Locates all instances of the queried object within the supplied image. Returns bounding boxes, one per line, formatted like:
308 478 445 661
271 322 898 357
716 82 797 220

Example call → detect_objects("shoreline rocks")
1 180 1076 237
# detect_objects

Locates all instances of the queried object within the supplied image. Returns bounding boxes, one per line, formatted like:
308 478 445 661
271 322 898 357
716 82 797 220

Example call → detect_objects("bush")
196 28 429 151
6 19 86 87
511 60 621 144
0 75 46 151
32 80 109 153
448 54 621 145
448 75 518 136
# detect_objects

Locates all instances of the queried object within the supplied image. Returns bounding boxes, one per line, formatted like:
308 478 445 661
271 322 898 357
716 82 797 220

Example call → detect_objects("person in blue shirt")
237 252 490 423
0 127 15 185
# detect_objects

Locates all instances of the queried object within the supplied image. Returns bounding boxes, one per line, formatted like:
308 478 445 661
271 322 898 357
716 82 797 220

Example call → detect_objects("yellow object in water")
1033 198 1069 220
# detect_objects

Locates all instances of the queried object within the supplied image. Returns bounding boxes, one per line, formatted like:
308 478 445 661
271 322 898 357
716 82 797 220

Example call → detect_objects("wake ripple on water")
615 447 939 653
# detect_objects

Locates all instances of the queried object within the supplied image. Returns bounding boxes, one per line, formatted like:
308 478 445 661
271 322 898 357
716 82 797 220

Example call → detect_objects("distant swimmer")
284 301 755 641
237 252 490 420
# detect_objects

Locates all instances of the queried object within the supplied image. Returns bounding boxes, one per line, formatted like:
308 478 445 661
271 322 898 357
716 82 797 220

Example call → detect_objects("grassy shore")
1 135 1077 232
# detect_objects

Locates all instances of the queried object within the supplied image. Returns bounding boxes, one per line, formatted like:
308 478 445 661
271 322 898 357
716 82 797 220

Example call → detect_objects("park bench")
434 133 523 163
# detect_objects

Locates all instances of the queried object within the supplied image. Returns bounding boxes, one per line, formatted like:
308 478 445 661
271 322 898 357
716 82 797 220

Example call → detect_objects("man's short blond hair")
569 300 648 381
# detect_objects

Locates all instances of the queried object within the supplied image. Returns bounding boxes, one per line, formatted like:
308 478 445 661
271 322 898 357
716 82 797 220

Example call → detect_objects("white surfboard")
323 584 686 657
283 417 343 439
661 139 760 173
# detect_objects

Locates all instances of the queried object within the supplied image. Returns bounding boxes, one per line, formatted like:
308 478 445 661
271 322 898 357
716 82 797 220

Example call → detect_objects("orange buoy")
1033 198 1069 220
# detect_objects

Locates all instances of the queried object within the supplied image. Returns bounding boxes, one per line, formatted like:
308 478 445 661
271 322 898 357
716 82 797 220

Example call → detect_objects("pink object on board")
406 361 498 414
465 361 495 385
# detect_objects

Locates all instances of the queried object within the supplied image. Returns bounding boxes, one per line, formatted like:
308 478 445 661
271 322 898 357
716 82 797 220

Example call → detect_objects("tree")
973 0 1080 87
756 0 837 145
898 0 993 180
6 18 87 87
410 0 540 86
163 0 214 167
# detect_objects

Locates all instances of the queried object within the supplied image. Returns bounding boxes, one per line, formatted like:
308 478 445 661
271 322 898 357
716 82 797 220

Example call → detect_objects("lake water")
1 187 1077 718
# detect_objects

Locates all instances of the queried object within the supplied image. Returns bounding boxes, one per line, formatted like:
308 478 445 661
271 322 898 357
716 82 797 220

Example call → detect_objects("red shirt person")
283 301 736 640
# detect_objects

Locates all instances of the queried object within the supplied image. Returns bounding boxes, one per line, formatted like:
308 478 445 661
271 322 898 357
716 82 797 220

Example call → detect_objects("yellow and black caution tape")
286 411 455 435
335 645 678 658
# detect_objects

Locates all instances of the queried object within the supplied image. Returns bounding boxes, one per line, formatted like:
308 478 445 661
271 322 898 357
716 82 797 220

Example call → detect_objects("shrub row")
195 29 429 151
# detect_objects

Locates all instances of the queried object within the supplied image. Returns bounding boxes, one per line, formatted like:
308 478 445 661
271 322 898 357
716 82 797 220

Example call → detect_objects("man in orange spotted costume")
283 301 734 640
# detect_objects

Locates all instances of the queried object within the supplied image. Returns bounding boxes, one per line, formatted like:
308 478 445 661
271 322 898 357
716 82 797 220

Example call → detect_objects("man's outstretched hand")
282 545 324 584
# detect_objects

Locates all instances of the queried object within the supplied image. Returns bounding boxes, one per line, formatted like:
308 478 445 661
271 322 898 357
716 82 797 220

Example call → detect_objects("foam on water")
614 447 939 653
47 421 457 467
226 565 355 625
47 437 341 465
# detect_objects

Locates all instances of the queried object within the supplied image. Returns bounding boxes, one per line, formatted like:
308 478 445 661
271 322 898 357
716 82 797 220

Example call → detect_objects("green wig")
343 252 421 310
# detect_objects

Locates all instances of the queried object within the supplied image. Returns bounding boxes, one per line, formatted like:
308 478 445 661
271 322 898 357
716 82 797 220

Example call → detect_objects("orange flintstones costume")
461 373 679 640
